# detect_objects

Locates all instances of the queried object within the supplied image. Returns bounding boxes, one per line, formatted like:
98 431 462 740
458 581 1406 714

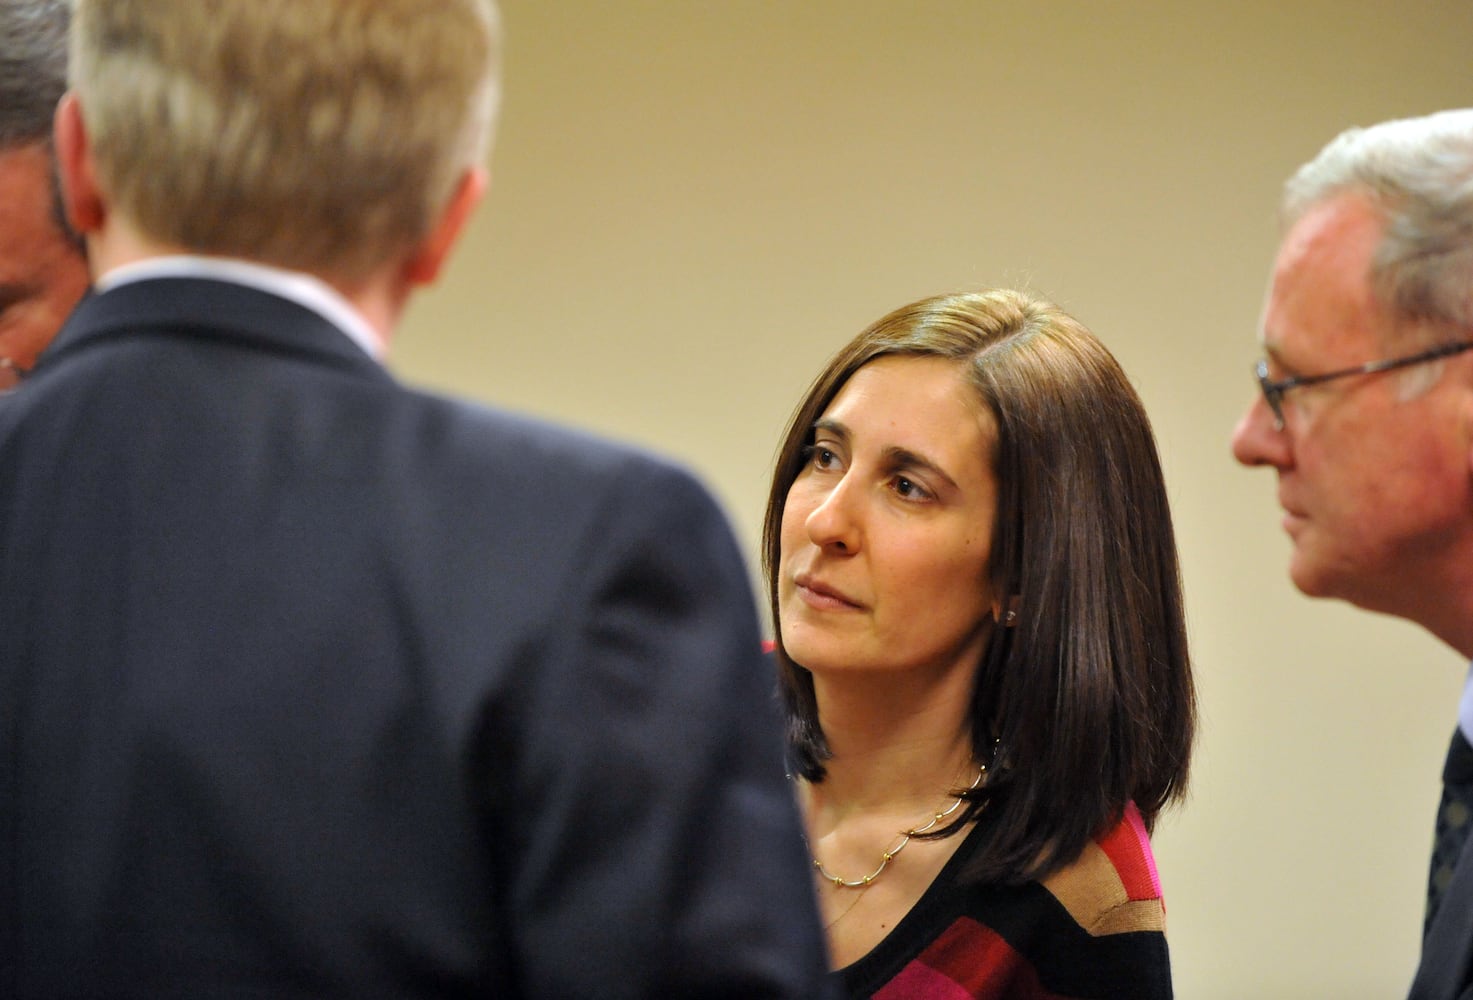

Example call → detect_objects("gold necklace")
810 761 987 889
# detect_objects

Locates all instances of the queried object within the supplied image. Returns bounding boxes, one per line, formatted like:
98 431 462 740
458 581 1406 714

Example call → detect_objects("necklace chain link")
810 761 987 889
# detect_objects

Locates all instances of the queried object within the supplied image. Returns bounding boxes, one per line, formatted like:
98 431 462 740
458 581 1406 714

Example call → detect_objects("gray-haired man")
1233 109 1473 1000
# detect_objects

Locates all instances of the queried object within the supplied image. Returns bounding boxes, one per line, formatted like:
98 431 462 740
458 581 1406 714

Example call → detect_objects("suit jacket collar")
39 277 393 384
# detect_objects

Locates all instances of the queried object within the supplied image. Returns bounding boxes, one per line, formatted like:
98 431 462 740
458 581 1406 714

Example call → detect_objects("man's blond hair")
71 0 499 282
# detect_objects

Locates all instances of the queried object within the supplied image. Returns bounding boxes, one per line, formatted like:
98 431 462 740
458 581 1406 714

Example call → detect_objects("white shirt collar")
95 256 385 361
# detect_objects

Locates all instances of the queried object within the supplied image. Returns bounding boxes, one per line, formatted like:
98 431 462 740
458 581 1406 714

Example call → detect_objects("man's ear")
402 166 488 287
53 93 106 235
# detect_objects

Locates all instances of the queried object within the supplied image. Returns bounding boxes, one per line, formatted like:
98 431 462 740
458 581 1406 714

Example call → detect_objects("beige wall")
396 3 1473 996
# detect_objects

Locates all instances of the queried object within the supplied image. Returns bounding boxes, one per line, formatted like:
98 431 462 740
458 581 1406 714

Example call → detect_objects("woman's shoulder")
1037 801 1168 936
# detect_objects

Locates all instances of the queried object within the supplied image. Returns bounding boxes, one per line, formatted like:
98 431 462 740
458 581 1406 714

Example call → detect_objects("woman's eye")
893 476 931 501
807 446 837 469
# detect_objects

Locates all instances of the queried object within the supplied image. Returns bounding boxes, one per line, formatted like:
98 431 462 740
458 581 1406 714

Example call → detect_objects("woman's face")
778 354 999 682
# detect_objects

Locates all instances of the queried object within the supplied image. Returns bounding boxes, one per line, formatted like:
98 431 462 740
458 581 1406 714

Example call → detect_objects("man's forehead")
1275 193 1383 284
1262 192 1386 356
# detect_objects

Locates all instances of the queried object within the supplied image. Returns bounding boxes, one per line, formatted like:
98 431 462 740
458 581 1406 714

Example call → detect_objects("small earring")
1003 609 1018 626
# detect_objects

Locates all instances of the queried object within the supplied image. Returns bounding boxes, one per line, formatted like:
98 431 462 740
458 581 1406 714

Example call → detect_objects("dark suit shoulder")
387 386 724 524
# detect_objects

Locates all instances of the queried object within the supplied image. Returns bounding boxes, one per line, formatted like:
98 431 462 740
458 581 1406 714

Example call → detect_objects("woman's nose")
805 476 860 553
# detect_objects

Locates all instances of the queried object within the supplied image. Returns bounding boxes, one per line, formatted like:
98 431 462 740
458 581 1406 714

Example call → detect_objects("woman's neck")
807 667 978 815
804 734 976 826
796 680 983 969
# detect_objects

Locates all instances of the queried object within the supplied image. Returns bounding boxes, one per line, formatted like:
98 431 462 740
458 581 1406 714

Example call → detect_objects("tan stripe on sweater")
1040 841 1167 936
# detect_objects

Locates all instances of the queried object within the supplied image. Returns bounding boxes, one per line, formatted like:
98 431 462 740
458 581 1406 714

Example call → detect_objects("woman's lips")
794 575 862 610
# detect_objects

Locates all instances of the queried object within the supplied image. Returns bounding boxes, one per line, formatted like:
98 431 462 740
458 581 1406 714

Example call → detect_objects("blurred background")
395 3 1473 996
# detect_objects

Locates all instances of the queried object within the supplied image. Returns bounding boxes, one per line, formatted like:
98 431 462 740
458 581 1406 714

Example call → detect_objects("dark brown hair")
761 288 1194 883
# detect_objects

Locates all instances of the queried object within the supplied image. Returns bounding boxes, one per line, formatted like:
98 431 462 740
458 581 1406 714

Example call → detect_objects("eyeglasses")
1255 339 1473 430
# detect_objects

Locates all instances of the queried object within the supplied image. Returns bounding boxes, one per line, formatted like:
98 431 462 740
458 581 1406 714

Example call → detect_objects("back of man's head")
70 0 500 284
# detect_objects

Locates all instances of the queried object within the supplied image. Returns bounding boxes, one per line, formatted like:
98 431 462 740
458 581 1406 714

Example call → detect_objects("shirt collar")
1457 661 1473 745
95 256 385 362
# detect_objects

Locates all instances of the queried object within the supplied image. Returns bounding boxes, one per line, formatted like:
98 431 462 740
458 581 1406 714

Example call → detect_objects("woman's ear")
992 595 1020 627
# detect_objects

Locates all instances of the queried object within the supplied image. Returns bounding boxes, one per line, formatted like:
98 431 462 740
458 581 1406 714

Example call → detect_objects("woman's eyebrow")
881 446 959 492
811 417 850 440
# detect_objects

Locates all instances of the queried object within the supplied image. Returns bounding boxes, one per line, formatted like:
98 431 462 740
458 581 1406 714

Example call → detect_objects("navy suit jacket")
1413 730 1473 1000
0 277 829 998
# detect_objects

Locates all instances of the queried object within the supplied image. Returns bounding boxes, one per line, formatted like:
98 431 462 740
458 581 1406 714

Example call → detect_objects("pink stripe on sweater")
1096 801 1162 901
